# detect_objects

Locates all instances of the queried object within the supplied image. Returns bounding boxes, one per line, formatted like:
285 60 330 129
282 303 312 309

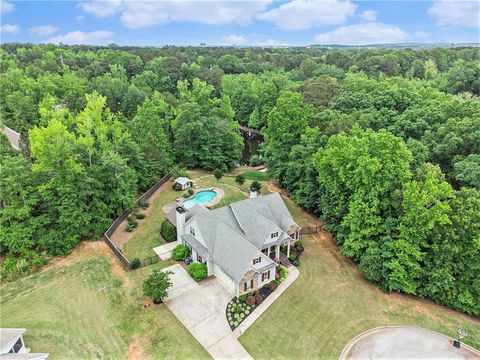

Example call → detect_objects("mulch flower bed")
225 265 288 330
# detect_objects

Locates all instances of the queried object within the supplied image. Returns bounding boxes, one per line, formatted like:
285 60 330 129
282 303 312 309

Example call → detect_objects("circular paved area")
340 326 480 360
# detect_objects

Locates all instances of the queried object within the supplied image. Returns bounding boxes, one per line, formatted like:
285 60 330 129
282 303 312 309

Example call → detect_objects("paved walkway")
340 326 480 360
163 264 253 360
233 265 299 338
153 241 177 260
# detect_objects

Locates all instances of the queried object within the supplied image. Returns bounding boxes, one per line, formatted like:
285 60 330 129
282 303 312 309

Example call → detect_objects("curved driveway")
340 326 480 360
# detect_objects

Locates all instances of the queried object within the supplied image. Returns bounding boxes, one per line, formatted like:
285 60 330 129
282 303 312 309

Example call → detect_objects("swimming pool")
182 190 217 208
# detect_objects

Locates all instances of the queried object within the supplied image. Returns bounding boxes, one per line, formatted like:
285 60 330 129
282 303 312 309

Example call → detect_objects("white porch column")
287 241 291 258
267 247 270 258
276 244 280 261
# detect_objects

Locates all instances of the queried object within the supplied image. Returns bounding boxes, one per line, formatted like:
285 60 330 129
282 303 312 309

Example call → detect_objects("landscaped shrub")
238 293 250 302
172 244 189 261
128 216 138 227
187 188 194 196
125 223 135 232
138 199 149 209
183 191 190 198
235 174 246 186
246 296 255 306
188 263 207 281
254 294 263 305
250 180 262 192
160 220 177 242
214 169 224 181
288 253 297 262
293 259 300 267
294 240 303 248
131 258 141 269
249 154 262 166
274 265 289 286
134 211 146 220
268 281 277 291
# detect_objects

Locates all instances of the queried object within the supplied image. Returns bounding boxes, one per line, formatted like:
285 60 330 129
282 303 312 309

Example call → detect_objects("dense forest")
0 43 479 315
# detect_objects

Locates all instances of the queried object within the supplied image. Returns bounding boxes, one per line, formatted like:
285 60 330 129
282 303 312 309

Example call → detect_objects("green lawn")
122 181 178 260
0 246 210 360
240 170 270 182
239 201 480 359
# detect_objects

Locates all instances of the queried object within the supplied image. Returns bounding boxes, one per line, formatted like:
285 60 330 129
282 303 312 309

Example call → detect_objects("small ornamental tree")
143 269 173 303
214 169 223 181
250 180 262 192
235 174 246 186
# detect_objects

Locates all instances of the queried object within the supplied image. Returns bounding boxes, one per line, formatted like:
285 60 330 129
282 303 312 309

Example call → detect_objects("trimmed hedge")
188 262 207 281
160 219 176 242
172 244 189 261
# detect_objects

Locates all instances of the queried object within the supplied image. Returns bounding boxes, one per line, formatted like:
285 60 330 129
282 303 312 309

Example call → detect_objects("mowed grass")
239 201 480 358
0 245 210 359
122 180 178 260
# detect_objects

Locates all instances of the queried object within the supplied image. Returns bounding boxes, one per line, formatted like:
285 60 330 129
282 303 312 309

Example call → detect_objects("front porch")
261 240 293 264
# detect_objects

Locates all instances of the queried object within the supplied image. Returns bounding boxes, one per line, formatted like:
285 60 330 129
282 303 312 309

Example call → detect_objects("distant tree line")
1 43 478 316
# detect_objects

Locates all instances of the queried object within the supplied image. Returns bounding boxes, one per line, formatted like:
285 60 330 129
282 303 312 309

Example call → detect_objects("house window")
197 254 203 262
270 231 278 239
13 338 23 353
261 270 270 282
250 279 254 288
253 257 261 265
190 227 195 236
244 282 247 292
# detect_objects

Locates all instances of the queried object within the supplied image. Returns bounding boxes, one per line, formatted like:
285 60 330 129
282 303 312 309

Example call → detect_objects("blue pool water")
182 190 217 208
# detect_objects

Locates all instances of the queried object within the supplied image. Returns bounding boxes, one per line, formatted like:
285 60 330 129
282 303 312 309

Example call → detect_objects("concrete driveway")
340 326 480 360
163 264 253 360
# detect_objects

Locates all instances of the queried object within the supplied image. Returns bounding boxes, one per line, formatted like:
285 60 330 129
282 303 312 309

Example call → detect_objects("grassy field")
0 243 210 360
122 181 178 260
122 170 271 259
239 201 480 358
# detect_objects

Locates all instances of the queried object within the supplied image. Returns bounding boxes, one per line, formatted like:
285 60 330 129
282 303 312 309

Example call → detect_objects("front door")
269 245 276 259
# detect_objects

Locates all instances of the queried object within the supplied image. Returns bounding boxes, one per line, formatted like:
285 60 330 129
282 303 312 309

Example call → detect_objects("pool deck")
181 187 224 208
162 187 225 215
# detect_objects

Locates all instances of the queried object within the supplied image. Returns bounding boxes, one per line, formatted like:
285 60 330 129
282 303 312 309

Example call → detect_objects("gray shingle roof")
174 177 192 185
0 328 25 349
184 193 297 282
165 203 208 226
1 126 20 150
0 354 49 360
182 233 210 261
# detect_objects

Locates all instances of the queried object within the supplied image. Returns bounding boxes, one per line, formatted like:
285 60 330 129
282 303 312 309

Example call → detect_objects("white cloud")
45 30 114 45
257 0 356 30
78 0 123 17
29 25 60 38
1 1 14 14
1 24 19 34
360 10 377 22
428 0 479 28
77 15 85 21
255 38 289 47
80 0 271 29
414 30 430 39
315 23 409 45
222 34 247 45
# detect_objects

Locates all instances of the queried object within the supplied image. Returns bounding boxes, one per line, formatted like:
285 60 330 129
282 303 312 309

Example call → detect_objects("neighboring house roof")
1 126 20 151
166 203 208 226
184 193 297 283
0 328 25 350
1 354 49 360
174 177 192 185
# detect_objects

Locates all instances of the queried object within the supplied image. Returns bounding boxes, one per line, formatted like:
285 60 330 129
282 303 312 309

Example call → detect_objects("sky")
0 0 479 46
